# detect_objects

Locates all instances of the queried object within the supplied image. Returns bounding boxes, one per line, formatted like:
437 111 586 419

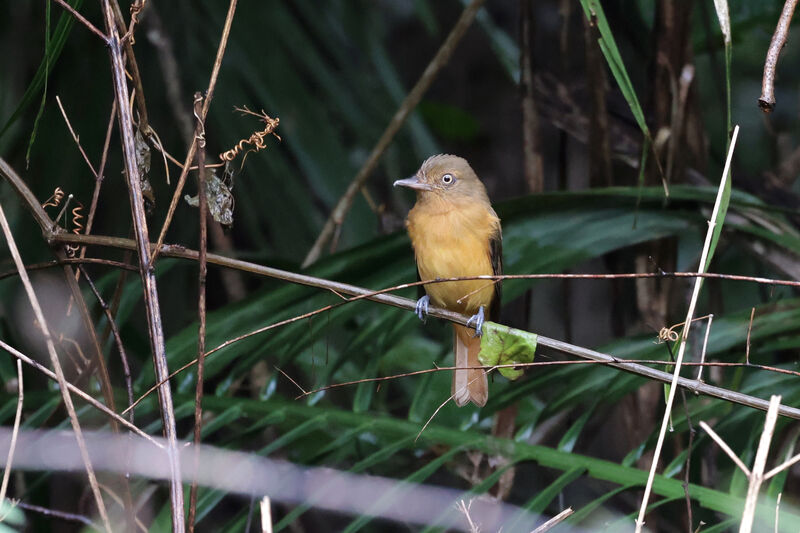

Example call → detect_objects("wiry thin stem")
700 421 751 476
0 360 23 503
151 0 238 262
79 265 134 420
0 201 111 531
52 0 108 41
187 92 209 533
0 340 160 447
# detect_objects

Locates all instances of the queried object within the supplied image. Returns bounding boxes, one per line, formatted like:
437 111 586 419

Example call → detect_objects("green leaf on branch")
478 321 537 380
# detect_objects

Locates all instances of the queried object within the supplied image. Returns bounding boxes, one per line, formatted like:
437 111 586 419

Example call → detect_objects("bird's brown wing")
489 228 502 321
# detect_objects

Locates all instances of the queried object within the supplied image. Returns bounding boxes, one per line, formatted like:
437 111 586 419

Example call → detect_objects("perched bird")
394 154 502 407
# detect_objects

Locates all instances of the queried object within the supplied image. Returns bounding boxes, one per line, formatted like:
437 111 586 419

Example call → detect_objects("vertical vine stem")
0 201 111 531
635 125 740 532
187 92 209 532
100 2 185 531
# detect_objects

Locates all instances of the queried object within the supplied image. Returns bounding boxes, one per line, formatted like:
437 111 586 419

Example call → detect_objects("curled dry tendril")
219 106 280 165
41 187 85 257
65 202 85 257
41 187 65 209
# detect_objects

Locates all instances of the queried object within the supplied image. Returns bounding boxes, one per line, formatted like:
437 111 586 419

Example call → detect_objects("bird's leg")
415 295 431 322
466 306 486 336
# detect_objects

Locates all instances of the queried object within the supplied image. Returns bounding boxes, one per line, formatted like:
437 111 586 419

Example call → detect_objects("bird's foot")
415 295 431 322
466 306 486 337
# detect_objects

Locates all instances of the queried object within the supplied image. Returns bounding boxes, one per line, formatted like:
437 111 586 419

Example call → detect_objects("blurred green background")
1 1 800 531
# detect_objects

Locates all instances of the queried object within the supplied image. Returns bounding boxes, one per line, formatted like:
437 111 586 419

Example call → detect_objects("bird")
394 154 502 407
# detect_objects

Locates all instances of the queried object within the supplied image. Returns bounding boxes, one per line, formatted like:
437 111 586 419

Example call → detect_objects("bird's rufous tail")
452 324 488 407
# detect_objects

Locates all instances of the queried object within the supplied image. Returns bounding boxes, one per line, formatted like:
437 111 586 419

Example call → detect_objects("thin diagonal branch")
0 201 111 532
301 0 487 267
52 0 108 41
100 3 184 531
699 421 751 476
16 501 101 531
0 339 160 447
55 95 98 177
764 449 800 480
79 265 134 421
151 0 238 262
636 125 740 532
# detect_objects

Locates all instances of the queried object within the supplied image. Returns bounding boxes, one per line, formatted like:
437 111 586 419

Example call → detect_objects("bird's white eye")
441 173 454 185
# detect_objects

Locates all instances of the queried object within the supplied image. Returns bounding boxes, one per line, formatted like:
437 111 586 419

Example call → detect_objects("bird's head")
393 154 490 205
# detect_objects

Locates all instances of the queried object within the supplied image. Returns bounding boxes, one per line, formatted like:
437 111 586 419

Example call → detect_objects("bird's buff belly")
414 237 495 314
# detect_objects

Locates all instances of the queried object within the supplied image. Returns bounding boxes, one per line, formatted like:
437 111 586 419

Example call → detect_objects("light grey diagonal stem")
100 2 184 531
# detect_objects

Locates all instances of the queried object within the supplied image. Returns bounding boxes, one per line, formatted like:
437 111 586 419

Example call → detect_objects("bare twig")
260 496 272 533
0 258 137 280
100 3 184 530
0 202 111 531
695 314 713 382
55 95 98 177
52 0 108 41
764 450 800 480
80 263 137 529
15 501 101 531
745 307 755 365
456 499 479 533
741 395 781 533
636 125 740 532
79 265 134 420
187 92 209 533
151 0 238 263
85 99 116 237
699 421 751 475
301 0 487 267
759 0 799 111
0 340 160 446
531 507 574 533
0 360 23 503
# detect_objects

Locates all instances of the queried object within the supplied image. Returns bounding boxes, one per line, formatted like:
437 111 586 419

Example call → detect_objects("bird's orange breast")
407 202 498 314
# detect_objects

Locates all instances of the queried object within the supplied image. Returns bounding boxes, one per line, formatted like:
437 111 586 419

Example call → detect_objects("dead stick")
758 0 799 112
0 360 23 503
100 2 184 531
187 92 209 533
52 0 108 41
741 395 781 533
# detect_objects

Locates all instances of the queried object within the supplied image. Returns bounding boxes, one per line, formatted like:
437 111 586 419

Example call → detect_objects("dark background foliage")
1 1 800 531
